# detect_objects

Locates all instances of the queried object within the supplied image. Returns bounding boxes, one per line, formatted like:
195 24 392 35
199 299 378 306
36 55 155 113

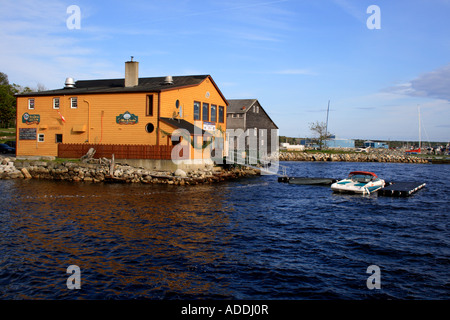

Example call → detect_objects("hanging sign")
203 121 216 131
116 111 138 125
22 112 40 125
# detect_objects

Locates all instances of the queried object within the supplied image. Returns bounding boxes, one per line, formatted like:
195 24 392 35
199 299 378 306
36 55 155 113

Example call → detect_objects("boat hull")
331 180 385 195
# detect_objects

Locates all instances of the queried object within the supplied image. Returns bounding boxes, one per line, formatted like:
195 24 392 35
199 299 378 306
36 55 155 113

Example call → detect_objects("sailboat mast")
418 105 421 149
325 100 330 136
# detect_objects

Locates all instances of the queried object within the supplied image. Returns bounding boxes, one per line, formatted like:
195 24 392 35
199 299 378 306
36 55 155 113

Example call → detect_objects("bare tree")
309 121 333 150
36 83 47 92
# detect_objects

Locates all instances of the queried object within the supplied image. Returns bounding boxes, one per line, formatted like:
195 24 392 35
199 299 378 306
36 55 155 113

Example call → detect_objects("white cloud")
331 0 366 23
0 0 114 88
385 64 450 101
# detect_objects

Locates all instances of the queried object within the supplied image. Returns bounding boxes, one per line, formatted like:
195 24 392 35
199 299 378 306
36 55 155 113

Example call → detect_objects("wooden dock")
378 181 426 197
278 176 337 185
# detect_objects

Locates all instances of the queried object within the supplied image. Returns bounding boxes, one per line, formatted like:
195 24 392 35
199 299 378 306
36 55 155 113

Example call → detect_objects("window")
218 106 224 123
194 101 201 120
145 123 155 133
38 133 45 142
55 134 63 143
28 98 35 110
211 104 217 122
147 95 154 116
202 103 209 121
53 97 60 109
70 97 78 109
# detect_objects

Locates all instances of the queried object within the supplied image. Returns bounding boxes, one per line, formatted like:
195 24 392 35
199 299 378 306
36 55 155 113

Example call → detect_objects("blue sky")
1 0 449 142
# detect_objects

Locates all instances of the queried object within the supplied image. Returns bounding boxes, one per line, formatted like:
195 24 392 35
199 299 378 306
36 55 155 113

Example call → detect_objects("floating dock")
279 176 426 197
378 181 426 197
278 176 337 185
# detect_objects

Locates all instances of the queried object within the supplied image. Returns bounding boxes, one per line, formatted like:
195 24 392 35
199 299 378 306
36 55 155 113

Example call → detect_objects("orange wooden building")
15 60 228 169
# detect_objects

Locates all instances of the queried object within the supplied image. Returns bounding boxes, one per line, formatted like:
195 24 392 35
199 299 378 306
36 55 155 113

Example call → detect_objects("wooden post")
110 153 115 176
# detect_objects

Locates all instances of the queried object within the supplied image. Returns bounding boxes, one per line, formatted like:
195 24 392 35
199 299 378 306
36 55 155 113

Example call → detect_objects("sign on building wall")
116 111 138 125
22 113 40 125
203 121 216 131
19 128 37 140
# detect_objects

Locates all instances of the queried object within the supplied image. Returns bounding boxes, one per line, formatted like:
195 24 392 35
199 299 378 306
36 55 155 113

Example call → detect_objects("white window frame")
70 97 78 109
53 97 60 109
28 98 35 110
38 133 45 142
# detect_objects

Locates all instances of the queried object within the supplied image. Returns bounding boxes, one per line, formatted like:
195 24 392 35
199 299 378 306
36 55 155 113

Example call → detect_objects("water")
0 161 449 300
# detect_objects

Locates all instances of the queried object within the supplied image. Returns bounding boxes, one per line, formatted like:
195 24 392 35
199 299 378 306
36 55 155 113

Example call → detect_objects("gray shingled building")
226 99 278 161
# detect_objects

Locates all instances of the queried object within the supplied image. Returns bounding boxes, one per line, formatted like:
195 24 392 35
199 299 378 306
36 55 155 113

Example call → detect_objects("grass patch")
54 158 80 163
0 128 16 136
0 128 16 143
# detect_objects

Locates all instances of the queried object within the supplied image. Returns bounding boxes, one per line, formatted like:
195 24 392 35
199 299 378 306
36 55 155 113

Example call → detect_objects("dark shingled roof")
226 99 257 113
16 75 210 96
227 98 279 129
160 117 206 135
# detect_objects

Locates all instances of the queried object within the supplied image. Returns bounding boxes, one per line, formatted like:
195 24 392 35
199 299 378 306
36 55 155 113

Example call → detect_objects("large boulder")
174 168 187 177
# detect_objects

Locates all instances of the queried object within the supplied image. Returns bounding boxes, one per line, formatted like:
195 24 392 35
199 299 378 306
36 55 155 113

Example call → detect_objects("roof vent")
64 77 75 88
164 75 173 85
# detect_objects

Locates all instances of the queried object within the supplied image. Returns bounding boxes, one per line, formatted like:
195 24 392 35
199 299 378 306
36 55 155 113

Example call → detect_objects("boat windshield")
349 174 375 183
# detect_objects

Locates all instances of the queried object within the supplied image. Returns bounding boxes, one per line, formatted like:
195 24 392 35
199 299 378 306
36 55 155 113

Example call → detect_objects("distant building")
280 142 305 151
364 140 389 149
325 137 355 148
226 99 278 160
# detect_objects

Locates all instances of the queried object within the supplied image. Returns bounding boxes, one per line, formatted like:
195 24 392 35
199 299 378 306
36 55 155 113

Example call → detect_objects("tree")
36 83 47 92
309 121 333 150
0 72 33 128
0 73 15 128
0 72 9 86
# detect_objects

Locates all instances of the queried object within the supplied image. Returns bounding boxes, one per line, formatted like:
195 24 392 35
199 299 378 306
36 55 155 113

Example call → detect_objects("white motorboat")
331 171 385 195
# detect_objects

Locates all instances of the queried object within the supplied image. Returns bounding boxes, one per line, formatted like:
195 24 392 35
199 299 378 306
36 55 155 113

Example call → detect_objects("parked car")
355 147 369 153
5 140 16 148
0 143 15 154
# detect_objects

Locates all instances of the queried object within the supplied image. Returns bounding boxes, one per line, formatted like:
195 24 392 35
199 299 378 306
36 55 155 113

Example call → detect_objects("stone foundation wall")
0 156 260 184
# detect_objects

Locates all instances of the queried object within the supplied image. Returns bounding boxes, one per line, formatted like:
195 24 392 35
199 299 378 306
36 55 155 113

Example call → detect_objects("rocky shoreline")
0 150 431 183
0 156 260 184
279 151 430 163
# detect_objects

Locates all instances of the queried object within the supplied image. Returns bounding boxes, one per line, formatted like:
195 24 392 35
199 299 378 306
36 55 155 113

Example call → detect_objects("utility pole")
325 100 330 137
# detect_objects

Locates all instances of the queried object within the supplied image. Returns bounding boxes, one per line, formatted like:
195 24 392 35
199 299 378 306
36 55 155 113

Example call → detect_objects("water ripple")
0 162 449 299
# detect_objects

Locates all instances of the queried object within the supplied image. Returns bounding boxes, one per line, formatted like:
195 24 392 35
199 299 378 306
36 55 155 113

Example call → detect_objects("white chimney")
125 57 139 87
64 77 75 88
164 75 173 85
